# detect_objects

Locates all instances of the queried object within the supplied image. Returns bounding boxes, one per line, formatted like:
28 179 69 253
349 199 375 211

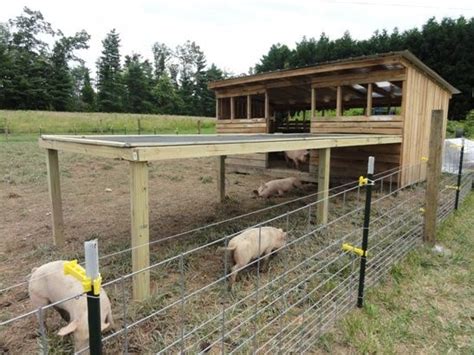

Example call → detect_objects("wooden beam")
247 95 251 119
216 98 219 119
311 88 316 118
317 148 331 224
209 56 404 89
130 161 150 300
366 83 373 116
311 69 406 88
423 110 444 245
230 97 235 120
39 138 136 160
336 86 342 117
264 91 270 119
39 134 402 161
46 149 65 246
217 156 226 202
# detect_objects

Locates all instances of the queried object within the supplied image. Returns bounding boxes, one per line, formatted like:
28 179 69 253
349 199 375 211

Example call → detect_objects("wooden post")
423 110 444 244
130 161 150 300
336 86 342 117
217 156 226 202
311 88 316 118
215 98 219 119
264 91 270 119
317 148 331 224
247 95 251 119
46 149 65 246
230 97 235 120
366 83 373 116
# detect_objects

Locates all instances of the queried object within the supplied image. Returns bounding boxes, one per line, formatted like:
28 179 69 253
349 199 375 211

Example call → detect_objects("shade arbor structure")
40 133 401 300
209 51 459 186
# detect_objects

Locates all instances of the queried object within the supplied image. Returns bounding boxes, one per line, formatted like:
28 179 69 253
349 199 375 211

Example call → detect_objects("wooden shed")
208 51 459 185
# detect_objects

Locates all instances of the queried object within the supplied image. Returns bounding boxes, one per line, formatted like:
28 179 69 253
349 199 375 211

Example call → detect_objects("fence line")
1 159 472 354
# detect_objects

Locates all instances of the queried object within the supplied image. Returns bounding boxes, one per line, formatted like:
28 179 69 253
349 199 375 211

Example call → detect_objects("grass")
0 110 216 137
311 191 474 354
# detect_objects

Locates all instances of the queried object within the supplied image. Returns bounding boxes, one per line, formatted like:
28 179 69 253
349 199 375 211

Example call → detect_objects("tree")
96 29 123 112
123 54 154 113
3 7 56 109
70 65 95 111
152 42 171 79
255 43 292 73
49 30 90 111
81 69 96 111
153 73 182 114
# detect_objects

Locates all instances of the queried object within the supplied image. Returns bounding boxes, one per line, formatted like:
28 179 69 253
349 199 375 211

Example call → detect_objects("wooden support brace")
216 98 220 119
311 88 316 119
46 149 65 246
336 86 342 117
366 83 373 116
247 95 251 119
230 97 235 120
217 156 226 202
130 161 150 300
423 110 444 244
317 148 331 224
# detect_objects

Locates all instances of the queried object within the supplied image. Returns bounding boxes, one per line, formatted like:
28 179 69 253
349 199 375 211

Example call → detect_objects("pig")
28 260 114 353
254 177 302 198
285 149 309 170
222 227 287 287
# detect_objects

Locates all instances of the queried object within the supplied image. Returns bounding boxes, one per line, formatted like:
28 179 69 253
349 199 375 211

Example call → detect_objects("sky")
1 0 473 76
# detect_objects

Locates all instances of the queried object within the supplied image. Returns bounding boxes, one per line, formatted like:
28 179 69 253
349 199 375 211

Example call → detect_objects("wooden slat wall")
226 153 268 169
216 118 268 134
401 67 451 185
309 144 402 181
311 119 403 135
217 118 269 169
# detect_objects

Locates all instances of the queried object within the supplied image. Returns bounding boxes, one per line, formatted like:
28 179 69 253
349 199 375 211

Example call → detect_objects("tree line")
0 7 224 116
254 17 474 119
0 8 472 119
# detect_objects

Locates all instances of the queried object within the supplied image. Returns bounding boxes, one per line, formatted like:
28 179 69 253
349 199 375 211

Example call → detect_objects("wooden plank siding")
311 119 403 135
216 118 268 134
310 144 401 182
400 67 451 185
216 118 269 169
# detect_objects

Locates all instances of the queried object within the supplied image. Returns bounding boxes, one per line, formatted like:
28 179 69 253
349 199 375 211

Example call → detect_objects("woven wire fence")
0 163 472 354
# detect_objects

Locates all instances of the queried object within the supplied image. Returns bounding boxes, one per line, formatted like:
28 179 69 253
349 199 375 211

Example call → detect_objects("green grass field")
314 192 474 353
0 110 216 139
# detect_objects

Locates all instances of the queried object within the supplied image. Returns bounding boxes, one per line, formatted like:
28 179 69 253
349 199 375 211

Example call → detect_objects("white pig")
223 227 287 287
254 177 302 198
28 260 114 353
285 149 309 170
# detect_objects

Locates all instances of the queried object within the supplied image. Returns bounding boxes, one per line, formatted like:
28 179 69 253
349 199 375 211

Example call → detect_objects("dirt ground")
0 140 318 353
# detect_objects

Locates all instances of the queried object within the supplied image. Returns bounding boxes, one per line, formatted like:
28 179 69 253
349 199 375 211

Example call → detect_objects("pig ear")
58 320 78 336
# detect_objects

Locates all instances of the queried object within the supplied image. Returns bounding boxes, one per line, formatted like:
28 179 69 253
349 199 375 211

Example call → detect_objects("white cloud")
2 0 473 76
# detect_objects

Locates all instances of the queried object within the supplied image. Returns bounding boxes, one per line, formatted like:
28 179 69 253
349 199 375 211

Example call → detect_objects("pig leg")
29 293 51 331
259 249 273 272
228 264 240 289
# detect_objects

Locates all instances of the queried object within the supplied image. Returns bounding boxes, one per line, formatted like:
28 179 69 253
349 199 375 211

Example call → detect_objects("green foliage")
464 111 474 137
255 17 474 119
96 29 124 112
0 8 226 117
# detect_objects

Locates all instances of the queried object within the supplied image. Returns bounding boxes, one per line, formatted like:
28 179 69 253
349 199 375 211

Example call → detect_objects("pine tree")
49 30 90 111
123 54 154 113
96 29 123 112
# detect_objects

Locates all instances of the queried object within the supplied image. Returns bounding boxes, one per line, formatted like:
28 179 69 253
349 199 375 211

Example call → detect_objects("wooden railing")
311 115 403 135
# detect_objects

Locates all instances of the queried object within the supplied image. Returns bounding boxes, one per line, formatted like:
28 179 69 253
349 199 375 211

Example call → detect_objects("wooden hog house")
208 51 459 185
